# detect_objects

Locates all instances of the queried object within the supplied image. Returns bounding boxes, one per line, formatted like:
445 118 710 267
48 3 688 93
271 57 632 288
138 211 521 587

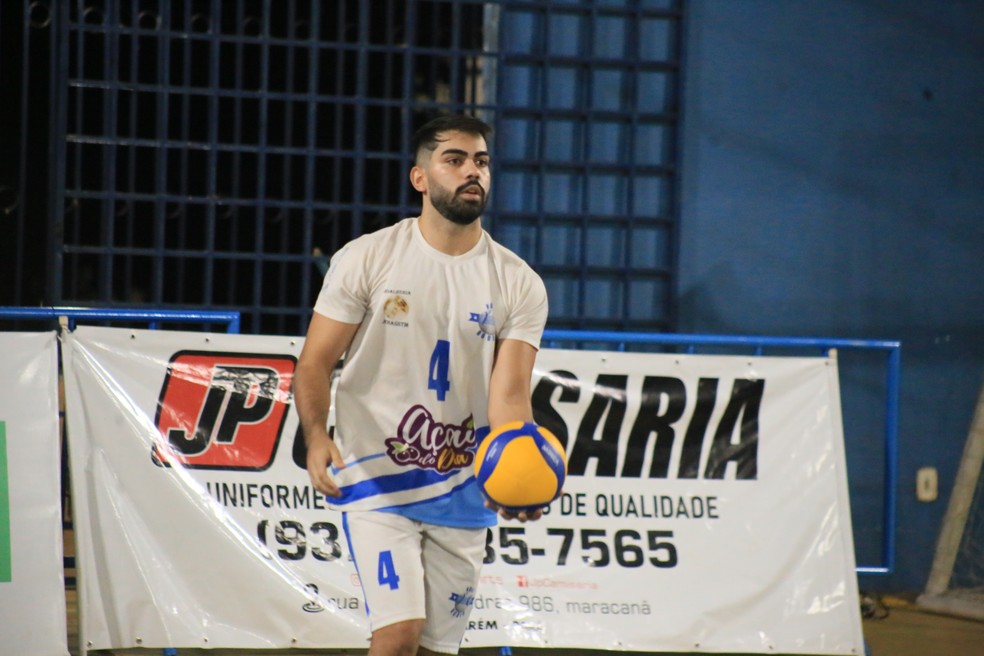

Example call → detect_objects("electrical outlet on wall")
916 466 938 502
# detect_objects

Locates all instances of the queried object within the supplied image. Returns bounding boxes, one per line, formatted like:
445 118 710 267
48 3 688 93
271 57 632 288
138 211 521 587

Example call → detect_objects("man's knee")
369 618 426 656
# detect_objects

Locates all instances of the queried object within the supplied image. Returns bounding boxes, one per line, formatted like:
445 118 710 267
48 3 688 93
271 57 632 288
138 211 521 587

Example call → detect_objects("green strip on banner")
0 421 10 582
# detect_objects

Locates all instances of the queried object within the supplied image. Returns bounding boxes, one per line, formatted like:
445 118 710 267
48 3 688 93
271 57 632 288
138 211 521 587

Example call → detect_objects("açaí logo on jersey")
152 351 295 470
384 405 476 472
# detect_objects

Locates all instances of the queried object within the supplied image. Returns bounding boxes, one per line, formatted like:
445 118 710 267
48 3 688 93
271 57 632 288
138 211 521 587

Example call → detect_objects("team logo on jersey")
152 351 295 470
449 586 475 618
382 293 410 327
384 405 477 472
468 302 495 341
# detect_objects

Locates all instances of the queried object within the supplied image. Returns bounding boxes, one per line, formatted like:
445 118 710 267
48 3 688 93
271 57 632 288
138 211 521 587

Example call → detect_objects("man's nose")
462 159 481 178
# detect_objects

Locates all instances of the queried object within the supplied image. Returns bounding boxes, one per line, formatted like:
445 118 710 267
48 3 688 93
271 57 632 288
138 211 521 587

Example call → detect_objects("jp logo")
153 351 295 470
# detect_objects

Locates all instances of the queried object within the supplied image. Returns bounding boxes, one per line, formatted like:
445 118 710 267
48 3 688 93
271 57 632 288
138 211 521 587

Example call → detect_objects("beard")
430 180 488 226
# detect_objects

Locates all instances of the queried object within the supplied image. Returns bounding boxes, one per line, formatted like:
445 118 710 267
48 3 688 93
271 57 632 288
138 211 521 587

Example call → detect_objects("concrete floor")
65 589 984 656
860 593 984 656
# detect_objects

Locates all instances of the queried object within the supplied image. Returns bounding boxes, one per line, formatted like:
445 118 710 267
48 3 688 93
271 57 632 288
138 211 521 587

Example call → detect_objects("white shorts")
343 510 487 654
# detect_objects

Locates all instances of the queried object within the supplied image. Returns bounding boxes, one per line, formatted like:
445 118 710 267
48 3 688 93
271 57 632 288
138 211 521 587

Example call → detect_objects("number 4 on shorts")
378 550 400 590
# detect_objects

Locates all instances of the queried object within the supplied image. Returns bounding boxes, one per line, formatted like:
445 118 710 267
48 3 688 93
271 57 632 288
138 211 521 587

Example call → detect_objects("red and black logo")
153 351 296 470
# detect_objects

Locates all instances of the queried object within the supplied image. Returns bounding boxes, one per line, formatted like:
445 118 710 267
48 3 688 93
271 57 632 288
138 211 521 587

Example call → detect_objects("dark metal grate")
3 0 684 335
490 0 683 331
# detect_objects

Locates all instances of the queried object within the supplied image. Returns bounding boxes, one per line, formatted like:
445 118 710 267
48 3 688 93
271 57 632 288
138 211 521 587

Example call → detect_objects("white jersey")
313 217 548 527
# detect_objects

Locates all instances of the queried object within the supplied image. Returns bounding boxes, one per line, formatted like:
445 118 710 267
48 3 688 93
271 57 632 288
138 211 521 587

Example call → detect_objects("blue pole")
0 307 241 333
882 347 902 574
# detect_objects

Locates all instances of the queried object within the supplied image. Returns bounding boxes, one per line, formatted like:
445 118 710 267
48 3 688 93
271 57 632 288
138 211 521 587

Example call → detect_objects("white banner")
0 332 68 656
63 327 368 651
475 348 863 654
64 326 863 654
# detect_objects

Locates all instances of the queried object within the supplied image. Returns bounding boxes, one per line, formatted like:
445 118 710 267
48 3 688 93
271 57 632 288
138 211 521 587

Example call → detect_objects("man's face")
417 130 491 225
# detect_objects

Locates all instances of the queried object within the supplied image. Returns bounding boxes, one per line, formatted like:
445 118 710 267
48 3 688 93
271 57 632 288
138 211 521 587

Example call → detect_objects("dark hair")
411 114 492 162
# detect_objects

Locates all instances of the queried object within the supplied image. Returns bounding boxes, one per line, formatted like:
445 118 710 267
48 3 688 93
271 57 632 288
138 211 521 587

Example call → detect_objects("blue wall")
679 0 984 591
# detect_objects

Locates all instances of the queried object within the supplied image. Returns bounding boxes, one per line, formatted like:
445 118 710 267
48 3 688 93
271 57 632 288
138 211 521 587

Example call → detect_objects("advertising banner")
63 326 863 654
0 332 68 656
474 348 863 654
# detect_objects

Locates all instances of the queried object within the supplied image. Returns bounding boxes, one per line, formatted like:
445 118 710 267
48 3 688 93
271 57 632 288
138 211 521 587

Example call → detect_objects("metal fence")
0 307 902 582
1 0 684 335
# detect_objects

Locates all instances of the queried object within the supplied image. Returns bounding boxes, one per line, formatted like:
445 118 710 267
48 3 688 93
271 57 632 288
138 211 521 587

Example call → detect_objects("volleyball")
473 421 567 512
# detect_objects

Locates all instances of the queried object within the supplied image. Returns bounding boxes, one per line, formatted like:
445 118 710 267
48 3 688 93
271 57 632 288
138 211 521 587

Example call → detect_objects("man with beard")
294 114 549 655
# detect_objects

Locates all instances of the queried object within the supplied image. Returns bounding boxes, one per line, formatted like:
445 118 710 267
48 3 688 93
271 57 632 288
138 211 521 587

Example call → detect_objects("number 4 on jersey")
428 340 451 401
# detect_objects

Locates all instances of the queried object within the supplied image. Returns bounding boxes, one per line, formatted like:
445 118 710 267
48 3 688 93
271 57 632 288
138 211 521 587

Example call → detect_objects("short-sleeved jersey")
313 217 548 528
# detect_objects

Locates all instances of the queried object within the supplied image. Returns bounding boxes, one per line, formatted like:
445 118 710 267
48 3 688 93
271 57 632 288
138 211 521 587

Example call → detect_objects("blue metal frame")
542 329 901 576
0 306 241 333
492 1 684 332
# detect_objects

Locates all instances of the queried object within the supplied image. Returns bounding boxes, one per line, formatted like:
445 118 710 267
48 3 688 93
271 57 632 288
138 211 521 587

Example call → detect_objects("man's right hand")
305 431 345 498
294 313 360 500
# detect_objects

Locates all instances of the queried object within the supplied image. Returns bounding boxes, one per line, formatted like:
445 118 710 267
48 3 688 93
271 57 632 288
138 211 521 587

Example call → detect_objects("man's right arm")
294 312 360 498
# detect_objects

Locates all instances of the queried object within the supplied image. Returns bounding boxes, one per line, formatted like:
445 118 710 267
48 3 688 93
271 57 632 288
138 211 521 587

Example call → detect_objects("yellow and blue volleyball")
473 421 567 512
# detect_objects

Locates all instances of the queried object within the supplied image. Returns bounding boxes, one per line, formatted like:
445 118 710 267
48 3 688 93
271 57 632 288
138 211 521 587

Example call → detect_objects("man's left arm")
487 338 545 521
487 338 538 429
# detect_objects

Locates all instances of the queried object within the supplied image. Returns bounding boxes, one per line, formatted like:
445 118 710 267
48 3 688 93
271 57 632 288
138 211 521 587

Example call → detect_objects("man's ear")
410 166 427 193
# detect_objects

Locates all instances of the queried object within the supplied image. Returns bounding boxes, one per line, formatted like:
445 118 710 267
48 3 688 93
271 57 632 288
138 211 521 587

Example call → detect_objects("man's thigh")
345 511 427 632
344 511 487 653
419 523 487 653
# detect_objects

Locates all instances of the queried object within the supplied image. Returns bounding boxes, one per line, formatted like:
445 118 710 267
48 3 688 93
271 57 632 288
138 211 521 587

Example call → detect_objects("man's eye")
476 160 490 167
